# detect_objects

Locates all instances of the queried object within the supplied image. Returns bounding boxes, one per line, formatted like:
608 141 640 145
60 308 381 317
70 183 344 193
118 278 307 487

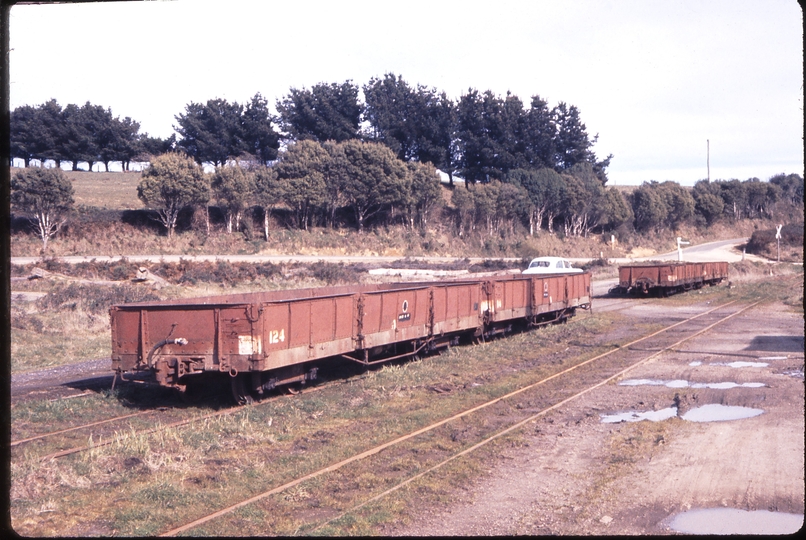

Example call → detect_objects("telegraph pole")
707 139 710 182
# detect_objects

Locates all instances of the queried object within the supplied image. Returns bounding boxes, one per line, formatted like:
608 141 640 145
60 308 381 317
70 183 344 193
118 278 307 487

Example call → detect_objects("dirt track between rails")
392 299 805 535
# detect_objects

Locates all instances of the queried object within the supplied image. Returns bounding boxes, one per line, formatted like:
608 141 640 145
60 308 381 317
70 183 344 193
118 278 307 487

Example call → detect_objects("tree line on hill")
10 139 803 253
11 73 610 184
10 72 802 252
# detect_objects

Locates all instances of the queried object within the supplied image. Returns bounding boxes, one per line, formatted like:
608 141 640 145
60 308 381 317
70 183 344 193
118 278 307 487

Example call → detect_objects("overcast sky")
8 0 804 185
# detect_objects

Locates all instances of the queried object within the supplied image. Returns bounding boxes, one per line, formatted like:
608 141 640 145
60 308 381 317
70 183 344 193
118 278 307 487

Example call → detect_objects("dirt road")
394 299 804 535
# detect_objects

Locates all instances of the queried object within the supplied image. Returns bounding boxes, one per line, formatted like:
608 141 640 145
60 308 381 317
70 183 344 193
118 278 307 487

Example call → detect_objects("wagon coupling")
146 337 188 368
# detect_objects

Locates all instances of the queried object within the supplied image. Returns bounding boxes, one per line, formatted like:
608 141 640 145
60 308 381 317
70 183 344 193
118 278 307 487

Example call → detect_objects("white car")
522 256 583 274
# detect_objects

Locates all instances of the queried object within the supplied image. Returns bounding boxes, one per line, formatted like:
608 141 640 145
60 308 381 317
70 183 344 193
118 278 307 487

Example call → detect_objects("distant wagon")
611 261 729 296
110 273 591 404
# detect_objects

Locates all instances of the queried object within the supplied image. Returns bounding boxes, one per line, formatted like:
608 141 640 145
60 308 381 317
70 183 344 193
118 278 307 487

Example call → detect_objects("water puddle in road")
601 404 764 424
680 404 764 422
689 360 771 368
714 361 769 368
668 508 804 535
619 379 765 389
600 407 678 423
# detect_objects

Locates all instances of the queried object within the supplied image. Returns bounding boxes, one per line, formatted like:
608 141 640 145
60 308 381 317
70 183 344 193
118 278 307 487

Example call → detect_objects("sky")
8 0 804 185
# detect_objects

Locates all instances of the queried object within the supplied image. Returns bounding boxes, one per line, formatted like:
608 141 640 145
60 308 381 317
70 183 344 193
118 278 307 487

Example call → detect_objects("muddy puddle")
688 360 770 368
667 507 804 534
600 407 678 423
601 404 764 424
620 379 765 389
679 404 764 422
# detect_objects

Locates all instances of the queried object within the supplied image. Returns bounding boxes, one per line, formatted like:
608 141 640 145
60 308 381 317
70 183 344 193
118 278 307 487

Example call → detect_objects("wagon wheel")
230 374 254 405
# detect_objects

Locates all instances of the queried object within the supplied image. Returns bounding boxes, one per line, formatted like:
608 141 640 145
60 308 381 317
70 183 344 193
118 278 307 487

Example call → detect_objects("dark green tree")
553 102 612 183
363 73 418 160
10 167 75 252
413 85 456 179
744 178 780 219
451 183 475 237
10 105 43 167
99 116 140 172
136 133 176 160
630 182 668 233
334 139 409 231
276 81 362 143
273 140 330 230
174 98 245 167
596 187 634 232
522 95 557 170
455 89 524 183
716 179 748 221
364 74 456 181
692 180 725 225
406 161 444 230
769 173 804 207
253 165 283 240
241 93 281 165
37 99 70 168
211 164 255 234
137 153 210 237
656 181 695 230
505 168 566 235
560 163 606 237
61 102 111 171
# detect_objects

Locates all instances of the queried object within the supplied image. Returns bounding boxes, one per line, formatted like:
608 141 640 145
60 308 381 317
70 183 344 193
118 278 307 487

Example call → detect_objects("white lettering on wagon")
267 329 285 345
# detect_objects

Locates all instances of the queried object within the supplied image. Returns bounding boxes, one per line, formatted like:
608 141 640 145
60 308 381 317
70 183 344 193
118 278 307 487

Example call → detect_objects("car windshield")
530 261 549 268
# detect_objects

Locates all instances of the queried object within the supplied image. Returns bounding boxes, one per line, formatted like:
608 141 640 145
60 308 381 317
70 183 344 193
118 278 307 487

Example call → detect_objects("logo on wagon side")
398 300 411 321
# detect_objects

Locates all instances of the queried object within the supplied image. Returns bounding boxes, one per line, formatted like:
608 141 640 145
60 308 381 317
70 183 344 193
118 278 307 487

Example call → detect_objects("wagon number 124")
268 329 285 344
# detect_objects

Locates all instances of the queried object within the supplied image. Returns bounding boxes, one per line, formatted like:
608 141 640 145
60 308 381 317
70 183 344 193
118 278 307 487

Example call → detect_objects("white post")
776 224 782 263
676 237 690 261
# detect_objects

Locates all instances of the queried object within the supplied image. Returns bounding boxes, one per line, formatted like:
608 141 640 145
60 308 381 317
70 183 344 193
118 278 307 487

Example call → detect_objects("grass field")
9 169 145 210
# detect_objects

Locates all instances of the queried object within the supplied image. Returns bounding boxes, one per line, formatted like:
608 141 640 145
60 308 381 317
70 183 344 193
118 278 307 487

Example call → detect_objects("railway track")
9 295 637 462
156 298 758 536
11 372 375 462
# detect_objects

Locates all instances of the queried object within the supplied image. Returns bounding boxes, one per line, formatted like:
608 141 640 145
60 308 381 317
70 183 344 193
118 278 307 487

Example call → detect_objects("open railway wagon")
611 261 729 296
110 273 591 403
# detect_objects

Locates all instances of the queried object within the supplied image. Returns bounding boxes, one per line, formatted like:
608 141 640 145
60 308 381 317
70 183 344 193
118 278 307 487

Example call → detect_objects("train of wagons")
109 260 727 403
610 261 729 296
110 273 591 403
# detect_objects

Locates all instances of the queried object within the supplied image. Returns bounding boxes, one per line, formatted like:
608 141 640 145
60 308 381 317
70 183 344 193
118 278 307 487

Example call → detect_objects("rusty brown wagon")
611 261 729 296
110 273 591 403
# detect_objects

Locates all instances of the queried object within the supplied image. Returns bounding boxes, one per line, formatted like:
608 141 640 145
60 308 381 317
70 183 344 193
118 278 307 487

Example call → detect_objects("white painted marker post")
775 224 782 263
